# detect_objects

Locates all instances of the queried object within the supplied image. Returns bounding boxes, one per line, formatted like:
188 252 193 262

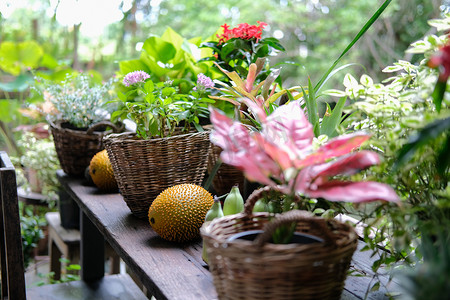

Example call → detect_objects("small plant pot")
49 119 124 177
104 130 211 218
227 229 324 244
201 186 358 300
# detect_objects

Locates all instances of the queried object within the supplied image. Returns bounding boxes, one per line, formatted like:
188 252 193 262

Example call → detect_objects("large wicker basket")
49 119 124 177
207 144 245 196
104 130 211 218
201 188 358 300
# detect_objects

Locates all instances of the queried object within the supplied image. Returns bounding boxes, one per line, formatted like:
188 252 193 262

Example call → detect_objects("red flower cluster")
428 41 450 82
217 21 267 44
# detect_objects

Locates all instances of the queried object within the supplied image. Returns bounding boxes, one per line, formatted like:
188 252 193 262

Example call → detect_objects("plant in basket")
113 71 215 139
201 99 400 300
103 71 216 218
33 72 124 176
205 57 289 196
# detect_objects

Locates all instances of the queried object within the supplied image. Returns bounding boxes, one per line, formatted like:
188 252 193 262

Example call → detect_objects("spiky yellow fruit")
89 150 117 192
148 184 214 243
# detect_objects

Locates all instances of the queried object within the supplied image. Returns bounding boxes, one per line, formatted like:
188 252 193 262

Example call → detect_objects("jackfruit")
89 149 117 192
148 184 214 243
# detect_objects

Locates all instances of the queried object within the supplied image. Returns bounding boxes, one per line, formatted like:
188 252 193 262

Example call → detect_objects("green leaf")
142 37 177 64
40 53 59 70
320 96 347 137
343 73 358 88
259 37 285 51
370 281 381 292
314 0 392 94
395 117 450 170
0 100 20 122
322 89 347 97
431 80 446 112
193 122 204 132
437 136 450 176
161 27 184 49
304 78 319 136
0 40 43 75
0 74 33 92
67 264 81 271
144 80 155 93
119 59 151 76
117 91 127 102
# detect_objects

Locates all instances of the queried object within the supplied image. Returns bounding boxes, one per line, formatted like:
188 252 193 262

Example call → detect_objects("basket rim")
200 211 358 251
104 129 210 143
48 118 123 136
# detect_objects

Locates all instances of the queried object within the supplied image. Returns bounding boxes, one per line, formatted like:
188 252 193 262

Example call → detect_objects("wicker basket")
207 144 245 196
49 119 124 177
201 187 358 300
104 130 211 219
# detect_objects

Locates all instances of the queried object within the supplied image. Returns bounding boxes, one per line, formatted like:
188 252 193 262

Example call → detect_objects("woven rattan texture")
201 188 358 300
104 131 211 218
207 144 245 196
49 120 122 176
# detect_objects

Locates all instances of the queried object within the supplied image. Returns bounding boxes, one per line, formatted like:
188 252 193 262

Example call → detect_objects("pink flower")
123 71 150 87
195 73 214 89
209 100 400 204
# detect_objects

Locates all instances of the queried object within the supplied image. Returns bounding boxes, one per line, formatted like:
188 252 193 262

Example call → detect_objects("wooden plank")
58 170 216 300
57 170 401 300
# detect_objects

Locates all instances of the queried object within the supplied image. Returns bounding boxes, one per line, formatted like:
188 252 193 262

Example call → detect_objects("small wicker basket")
207 144 245 196
49 119 124 177
201 187 358 300
104 130 211 219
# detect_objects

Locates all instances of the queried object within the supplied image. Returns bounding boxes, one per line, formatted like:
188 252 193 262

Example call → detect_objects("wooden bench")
46 212 121 280
0 151 147 300
57 169 402 300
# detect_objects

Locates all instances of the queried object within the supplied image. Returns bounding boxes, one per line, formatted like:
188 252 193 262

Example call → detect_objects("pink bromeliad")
210 100 399 204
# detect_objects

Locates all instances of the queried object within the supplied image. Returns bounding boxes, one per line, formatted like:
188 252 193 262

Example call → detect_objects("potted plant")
321 13 450 296
104 71 215 218
33 72 124 176
200 21 285 81
201 99 399 299
16 132 60 203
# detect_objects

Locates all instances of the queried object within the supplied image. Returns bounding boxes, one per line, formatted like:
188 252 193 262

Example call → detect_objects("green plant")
35 258 81 286
396 219 450 300
16 132 60 204
323 13 450 295
200 21 285 79
113 71 215 139
118 27 212 85
19 202 46 269
33 72 117 128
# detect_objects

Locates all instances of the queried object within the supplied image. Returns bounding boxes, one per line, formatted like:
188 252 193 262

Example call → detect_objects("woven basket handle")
243 186 301 216
86 121 122 135
253 210 336 247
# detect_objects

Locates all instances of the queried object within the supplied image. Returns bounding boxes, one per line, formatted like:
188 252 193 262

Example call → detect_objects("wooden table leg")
80 210 105 282
49 239 62 280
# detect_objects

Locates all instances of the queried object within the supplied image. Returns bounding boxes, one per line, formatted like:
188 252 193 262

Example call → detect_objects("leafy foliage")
20 203 45 269
16 133 60 203
35 258 81 286
117 27 212 84
325 14 450 281
113 73 215 139
33 72 116 128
